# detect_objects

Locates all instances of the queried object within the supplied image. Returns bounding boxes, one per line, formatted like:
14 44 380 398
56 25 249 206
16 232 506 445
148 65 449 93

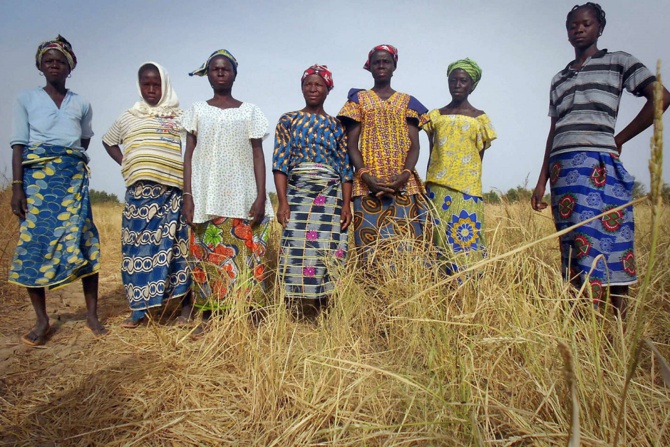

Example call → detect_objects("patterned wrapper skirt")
426 183 487 273
352 192 428 252
278 163 348 300
549 151 637 300
9 144 100 289
122 181 191 313
189 216 270 310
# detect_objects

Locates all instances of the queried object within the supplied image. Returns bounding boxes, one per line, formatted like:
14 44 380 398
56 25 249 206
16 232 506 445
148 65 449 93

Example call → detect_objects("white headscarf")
128 61 182 118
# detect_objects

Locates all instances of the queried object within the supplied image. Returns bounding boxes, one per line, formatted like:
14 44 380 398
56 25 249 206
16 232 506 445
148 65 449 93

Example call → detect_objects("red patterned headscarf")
301 64 334 91
363 44 398 71
35 35 77 71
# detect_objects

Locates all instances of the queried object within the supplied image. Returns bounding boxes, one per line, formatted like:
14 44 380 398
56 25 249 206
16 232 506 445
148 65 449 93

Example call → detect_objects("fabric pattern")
447 58 482 90
273 111 353 182
181 101 273 223
278 163 348 300
363 44 398 71
550 151 637 302
189 217 270 310
338 89 428 197
189 49 238 77
128 61 182 119
8 144 100 289
35 34 77 70
122 181 191 311
301 64 334 90
424 111 496 197
549 50 655 156
426 183 487 273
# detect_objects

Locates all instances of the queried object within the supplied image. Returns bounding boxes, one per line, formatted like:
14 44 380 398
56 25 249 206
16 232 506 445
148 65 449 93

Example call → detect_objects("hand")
385 171 412 194
276 201 290 228
614 134 623 155
340 203 352 231
531 185 548 211
362 173 394 198
182 194 195 228
249 196 266 226
11 186 27 219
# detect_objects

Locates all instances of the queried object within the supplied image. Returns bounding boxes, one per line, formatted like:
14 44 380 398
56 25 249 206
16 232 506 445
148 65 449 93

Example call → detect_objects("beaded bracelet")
357 168 371 177
182 192 193 197
12 180 23 185
401 169 413 176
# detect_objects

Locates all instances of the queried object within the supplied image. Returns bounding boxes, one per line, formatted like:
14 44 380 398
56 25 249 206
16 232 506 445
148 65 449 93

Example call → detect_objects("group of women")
9 2 670 345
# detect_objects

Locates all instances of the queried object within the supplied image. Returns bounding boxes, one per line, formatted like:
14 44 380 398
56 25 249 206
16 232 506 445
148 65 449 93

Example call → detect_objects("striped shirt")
103 111 184 189
549 50 655 156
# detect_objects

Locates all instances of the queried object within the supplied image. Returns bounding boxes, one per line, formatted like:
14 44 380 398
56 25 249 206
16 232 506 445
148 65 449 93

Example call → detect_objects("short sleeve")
337 89 363 123
248 104 269 140
422 109 436 135
406 96 429 127
102 114 124 146
620 53 656 96
477 114 497 151
548 86 558 118
80 102 94 139
10 95 29 147
272 113 292 174
181 105 198 135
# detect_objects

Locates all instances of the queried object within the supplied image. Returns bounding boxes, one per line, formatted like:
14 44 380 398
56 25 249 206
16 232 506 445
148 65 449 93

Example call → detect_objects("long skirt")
190 216 270 310
352 193 428 256
549 151 637 301
278 163 348 300
8 144 100 289
426 183 487 273
122 181 191 317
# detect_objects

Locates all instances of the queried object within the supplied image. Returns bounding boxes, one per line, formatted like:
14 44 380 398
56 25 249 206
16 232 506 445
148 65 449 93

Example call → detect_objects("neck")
44 80 67 95
212 87 233 99
372 79 393 91
446 97 471 110
574 43 599 66
302 104 325 115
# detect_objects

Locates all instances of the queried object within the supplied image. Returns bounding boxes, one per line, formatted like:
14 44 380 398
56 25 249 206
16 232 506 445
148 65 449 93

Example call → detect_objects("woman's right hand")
531 184 548 211
182 194 195 228
11 186 27 219
276 201 290 228
362 173 394 198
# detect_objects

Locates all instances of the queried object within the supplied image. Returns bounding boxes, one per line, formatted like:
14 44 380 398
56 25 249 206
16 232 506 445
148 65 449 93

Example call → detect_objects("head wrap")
129 62 182 119
363 44 398 71
189 49 238 77
447 58 482 90
301 64 334 91
35 34 77 71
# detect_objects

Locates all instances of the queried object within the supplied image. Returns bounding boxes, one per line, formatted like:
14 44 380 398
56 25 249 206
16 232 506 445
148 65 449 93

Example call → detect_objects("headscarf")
301 64 334 91
447 58 482 91
363 44 398 71
35 34 77 71
129 62 182 119
189 49 238 77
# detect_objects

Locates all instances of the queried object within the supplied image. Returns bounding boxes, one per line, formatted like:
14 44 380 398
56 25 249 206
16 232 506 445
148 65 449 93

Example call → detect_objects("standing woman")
338 45 429 257
273 65 353 316
182 50 273 325
424 59 497 273
103 62 192 328
9 35 106 345
531 3 670 317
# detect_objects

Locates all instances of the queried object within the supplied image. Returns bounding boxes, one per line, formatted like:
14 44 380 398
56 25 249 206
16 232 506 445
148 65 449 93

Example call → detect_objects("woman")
531 3 670 317
273 64 353 316
424 58 497 273
338 45 429 258
182 49 273 328
103 62 192 328
9 35 106 345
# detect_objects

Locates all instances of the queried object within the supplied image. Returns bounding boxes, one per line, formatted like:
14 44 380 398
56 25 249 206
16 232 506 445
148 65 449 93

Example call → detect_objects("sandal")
22 326 51 347
121 316 146 329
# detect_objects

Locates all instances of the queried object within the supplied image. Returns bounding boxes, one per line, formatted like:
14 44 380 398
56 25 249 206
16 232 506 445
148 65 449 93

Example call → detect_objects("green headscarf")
447 58 482 91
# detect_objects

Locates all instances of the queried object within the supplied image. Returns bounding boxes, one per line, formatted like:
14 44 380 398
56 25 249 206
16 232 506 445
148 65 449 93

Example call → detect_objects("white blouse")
182 101 274 223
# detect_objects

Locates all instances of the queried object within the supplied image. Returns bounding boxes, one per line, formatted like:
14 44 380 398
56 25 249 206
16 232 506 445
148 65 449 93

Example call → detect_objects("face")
567 7 601 49
302 74 329 108
39 49 70 82
448 69 474 100
369 50 396 81
139 67 162 106
207 56 236 89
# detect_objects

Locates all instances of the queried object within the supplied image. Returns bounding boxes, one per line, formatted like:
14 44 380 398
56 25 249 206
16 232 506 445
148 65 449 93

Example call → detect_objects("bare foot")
87 316 108 337
22 322 51 347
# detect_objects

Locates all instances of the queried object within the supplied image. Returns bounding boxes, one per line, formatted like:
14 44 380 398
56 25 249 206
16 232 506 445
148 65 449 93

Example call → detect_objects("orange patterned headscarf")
35 35 77 71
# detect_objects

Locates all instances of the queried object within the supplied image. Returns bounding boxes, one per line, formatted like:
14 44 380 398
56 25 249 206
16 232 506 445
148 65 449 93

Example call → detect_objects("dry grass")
1 191 669 446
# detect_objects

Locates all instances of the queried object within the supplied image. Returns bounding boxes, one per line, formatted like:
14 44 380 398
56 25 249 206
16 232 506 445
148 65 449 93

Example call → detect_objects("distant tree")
89 189 120 204
661 182 670 204
503 185 532 203
268 192 278 211
632 180 647 200
482 190 501 204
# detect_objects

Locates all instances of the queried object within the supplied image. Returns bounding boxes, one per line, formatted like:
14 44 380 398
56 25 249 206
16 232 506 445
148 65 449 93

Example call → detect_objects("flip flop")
21 327 50 347
121 317 146 329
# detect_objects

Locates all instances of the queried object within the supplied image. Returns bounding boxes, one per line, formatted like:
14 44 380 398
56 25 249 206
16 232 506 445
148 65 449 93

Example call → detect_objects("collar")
561 49 608 76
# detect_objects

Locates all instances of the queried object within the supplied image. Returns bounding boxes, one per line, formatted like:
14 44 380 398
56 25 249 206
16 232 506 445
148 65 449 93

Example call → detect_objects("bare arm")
273 171 289 227
249 138 267 225
615 81 670 152
531 117 557 211
81 138 91 151
387 122 420 192
344 119 393 196
341 181 353 231
103 142 123 166
182 132 197 227
11 144 27 219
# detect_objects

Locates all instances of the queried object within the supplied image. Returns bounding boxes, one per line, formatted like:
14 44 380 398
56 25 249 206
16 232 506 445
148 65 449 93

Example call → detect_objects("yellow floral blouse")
424 110 496 197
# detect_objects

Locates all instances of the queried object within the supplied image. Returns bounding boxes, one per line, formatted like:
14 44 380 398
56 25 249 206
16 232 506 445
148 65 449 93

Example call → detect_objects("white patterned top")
182 101 273 223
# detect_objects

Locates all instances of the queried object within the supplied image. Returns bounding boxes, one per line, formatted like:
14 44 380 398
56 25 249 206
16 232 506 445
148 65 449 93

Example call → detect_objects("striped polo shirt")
549 50 656 156
103 111 184 189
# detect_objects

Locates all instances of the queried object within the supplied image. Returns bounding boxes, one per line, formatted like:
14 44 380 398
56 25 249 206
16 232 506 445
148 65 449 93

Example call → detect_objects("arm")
11 144 27 219
81 138 91 150
341 181 353 230
614 81 670 152
249 138 267 225
531 117 557 211
103 142 123 166
273 171 289 227
182 132 197 227
386 121 420 192
344 119 393 196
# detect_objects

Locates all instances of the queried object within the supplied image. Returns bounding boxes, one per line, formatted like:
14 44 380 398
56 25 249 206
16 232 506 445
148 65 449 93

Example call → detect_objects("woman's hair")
566 2 606 30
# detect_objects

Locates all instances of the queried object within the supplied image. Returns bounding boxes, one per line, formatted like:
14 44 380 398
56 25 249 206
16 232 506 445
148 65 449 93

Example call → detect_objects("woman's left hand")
11 187 27 219
386 171 412 193
249 196 266 226
340 204 352 231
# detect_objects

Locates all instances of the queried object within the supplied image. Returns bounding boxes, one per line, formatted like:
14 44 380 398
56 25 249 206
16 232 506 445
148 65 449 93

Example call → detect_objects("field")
1 185 669 446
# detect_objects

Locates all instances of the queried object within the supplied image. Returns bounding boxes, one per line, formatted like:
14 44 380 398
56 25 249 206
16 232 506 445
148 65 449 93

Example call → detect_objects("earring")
68 73 72 78
39 71 44 77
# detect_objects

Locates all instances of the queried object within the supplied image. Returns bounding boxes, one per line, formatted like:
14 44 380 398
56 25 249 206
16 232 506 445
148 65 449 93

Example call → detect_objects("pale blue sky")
1 0 669 200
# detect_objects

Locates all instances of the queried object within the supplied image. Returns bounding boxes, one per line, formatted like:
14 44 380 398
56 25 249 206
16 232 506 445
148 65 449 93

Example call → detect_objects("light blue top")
10 87 94 150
